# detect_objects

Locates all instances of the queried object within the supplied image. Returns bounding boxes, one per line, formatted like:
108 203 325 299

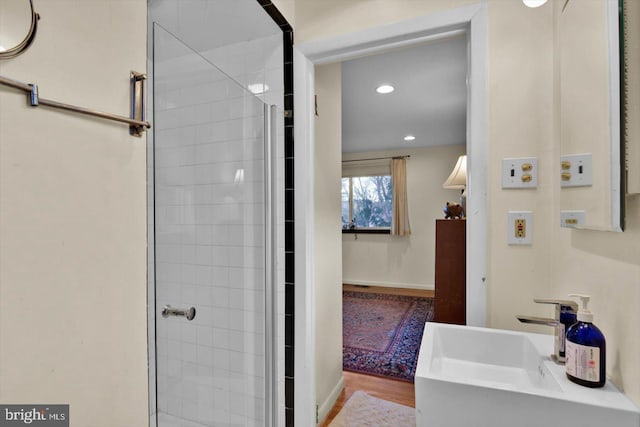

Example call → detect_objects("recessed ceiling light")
376 85 395 94
522 0 547 7
248 83 269 95
404 135 416 142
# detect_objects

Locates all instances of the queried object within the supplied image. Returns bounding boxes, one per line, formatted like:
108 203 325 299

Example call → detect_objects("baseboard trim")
316 374 345 426
343 279 434 291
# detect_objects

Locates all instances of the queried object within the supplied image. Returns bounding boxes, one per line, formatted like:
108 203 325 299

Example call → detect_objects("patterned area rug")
343 290 434 382
328 391 416 427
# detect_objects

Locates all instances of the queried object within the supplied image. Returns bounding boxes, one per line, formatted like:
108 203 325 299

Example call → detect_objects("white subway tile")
181 343 197 364
212 307 229 329
211 327 229 349
211 287 230 308
181 284 198 304
212 348 230 370
181 324 197 344
196 345 214 367
183 362 198 381
167 357 181 377
167 320 182 340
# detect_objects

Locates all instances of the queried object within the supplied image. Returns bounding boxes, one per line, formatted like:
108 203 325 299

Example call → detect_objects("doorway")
338 31 467 380
293 3 488 424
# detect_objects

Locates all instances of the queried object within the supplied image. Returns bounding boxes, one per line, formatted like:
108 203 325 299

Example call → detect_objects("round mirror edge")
0 0 40 60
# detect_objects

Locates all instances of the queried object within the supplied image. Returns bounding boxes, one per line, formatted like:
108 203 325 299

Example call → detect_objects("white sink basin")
415 323 640 427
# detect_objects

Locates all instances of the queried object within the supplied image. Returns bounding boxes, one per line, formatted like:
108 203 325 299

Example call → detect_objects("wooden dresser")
434 219 466 324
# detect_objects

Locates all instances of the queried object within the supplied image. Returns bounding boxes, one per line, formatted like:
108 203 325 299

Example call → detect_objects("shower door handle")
161 305 196 321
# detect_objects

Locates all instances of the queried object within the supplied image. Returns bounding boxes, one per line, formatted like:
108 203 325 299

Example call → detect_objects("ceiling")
150 0 281 54
341 34 468 153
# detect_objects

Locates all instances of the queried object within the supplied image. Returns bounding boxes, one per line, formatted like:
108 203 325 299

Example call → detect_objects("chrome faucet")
517 299 578 364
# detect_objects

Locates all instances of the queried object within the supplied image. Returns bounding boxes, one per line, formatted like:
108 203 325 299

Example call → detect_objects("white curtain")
391 157 411 236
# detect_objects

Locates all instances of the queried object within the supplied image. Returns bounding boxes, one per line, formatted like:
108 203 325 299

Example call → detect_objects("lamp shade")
443 155 467 190
522 0 547 7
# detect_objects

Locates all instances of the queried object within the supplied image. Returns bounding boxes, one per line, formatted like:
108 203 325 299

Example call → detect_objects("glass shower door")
152 24 272 427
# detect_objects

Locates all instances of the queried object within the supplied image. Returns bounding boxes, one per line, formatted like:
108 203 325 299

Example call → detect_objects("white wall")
0 2 148 426
293 0 640 407
313 63 344 419
342 145 466 290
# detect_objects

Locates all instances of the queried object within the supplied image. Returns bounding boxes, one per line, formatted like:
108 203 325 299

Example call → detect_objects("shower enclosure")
147 2 285 425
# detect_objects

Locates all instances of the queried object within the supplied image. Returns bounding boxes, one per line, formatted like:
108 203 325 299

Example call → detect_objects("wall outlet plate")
502 157 538 189
560 210 586 228
508 211 533 245
560 154 592 187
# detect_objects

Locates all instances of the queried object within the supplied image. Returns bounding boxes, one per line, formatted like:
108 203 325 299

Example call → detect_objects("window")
342 175 393 232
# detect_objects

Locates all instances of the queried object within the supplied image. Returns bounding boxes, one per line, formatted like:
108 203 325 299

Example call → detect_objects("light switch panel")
502 157 538 189
560 154 592 187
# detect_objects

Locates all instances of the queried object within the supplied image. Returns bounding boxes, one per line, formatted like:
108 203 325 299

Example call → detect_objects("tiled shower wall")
153 23 270 426
148 1 287 425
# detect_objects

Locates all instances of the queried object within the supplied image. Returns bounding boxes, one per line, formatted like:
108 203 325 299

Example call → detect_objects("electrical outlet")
508 211 533 245
514 219 526 238
560 154 592 187
560 210 586 228
502 157 538 189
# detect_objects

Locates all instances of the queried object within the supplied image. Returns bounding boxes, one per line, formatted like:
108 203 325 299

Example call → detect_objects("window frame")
341 174 392 234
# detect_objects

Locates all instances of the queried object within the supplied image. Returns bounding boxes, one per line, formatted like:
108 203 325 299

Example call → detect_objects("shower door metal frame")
263 104 278 427
149 24 280 426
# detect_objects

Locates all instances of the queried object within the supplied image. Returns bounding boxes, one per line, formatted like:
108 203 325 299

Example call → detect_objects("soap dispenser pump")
565 294 606 388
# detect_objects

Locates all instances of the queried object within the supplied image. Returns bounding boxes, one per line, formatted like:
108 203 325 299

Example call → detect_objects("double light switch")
502 157 538 189
560 154 592 187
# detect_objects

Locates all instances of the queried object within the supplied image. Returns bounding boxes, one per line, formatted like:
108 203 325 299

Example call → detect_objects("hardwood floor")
320 285 430 425
320 371 416 426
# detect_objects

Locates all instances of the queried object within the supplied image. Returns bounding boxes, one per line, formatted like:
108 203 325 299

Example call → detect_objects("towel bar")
0 71 151 137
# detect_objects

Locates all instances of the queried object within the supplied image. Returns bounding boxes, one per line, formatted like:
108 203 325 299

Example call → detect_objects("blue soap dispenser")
565 294 606 388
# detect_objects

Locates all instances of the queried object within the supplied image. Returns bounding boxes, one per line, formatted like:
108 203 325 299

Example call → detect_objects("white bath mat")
329 390 416 427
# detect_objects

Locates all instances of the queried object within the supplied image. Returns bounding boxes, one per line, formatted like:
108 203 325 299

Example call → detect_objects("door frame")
293 3 488 424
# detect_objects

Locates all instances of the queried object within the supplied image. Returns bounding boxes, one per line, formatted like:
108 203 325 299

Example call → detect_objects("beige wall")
272 0 295 28
313 63 344 413
293 0 640 407
293 0 478 45
342 145 466 289
486 0 556 333
0 2 149 426
550 0 640 404
558 0 615 228
551 196 640 404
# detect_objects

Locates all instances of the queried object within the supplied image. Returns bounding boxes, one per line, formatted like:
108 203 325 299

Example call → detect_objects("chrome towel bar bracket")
0 71 151 137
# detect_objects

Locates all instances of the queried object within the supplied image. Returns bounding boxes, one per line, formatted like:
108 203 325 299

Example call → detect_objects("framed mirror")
624 0 640 194
0 0 39 59
558 0 624 231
